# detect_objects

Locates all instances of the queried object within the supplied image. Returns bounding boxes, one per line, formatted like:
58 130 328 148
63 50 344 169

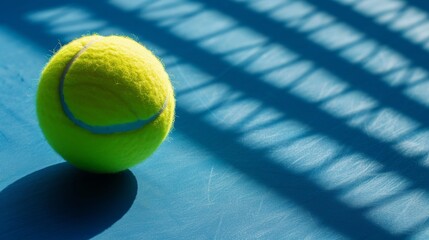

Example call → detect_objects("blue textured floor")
2 0 429 239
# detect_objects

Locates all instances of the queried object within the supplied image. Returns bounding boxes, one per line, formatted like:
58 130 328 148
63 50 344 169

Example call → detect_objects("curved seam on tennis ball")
59 38 169 134
65 81 141 118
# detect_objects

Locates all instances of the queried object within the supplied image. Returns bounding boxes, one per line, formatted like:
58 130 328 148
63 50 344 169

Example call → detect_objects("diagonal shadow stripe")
199 0 429 128
406 0 429 12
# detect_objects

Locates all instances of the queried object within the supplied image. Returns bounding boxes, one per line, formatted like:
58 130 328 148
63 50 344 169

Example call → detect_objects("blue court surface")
2 0 429 239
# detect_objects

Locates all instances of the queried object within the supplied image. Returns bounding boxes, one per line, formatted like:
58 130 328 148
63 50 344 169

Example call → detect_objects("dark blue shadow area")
0 163 137 240
406 0 429 12
0 0 426 239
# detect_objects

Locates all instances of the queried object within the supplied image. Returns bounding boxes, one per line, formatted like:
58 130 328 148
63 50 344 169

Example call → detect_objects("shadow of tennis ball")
0 163 137 240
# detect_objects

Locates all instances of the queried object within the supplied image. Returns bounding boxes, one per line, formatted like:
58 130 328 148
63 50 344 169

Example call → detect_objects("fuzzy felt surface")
37 35 175 173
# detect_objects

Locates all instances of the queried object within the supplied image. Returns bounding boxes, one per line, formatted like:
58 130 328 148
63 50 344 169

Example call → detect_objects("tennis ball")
36 35 175 173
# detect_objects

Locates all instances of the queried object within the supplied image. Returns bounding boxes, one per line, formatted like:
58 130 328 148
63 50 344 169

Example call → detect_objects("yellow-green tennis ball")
36 35 175 173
